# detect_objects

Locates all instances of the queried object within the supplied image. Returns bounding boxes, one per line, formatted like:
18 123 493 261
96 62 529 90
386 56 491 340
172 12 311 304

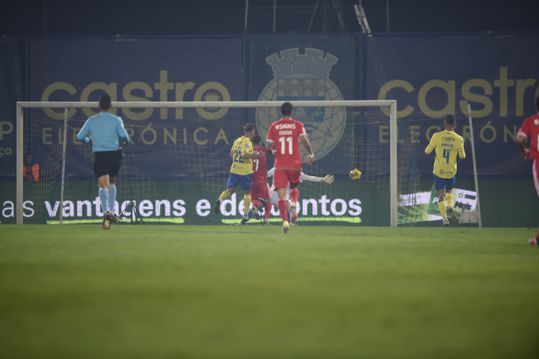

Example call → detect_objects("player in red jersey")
265 102 314 233
246 135 272 225
517 95 539 247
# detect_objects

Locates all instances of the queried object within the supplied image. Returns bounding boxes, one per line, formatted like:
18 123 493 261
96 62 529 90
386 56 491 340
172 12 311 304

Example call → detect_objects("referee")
77 95 130 229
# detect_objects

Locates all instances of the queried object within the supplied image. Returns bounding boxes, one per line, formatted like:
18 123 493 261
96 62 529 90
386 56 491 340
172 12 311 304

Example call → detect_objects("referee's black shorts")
93 150 122 179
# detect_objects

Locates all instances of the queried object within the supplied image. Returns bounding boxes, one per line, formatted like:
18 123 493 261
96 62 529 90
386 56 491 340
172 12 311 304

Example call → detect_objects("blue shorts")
433 174 456 191
227 173 253 191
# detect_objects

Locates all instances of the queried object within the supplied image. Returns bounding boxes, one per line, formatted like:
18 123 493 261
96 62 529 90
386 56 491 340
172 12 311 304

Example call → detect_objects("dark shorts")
433 174 456 191
93 150 122 179
227 173 253 191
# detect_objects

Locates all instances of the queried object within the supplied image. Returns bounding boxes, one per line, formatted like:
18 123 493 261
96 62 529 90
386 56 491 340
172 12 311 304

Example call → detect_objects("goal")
15 100 398 226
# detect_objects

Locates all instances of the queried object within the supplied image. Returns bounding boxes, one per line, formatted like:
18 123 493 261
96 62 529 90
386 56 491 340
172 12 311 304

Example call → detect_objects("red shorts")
251 181 270 201
533 159 539 197
274 168 301 190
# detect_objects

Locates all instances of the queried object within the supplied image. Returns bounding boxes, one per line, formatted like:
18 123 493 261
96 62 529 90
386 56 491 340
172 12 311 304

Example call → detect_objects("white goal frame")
16 100 398 226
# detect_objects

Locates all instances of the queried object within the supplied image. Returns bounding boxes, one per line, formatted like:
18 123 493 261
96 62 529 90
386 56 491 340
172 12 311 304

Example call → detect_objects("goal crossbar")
16 100 398 226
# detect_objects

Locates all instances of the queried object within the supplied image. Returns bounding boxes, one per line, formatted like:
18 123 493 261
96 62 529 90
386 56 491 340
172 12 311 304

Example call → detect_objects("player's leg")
108 177 118 223
445 176 458 222
97 174 112 229
530 225 539 248
434 175 448 226
529 160 539 247
248 182 262 220
274 169 290 233
215 174 237 214
277 188 290 233
239 174 253 225
108 177 117 213
268 186 278 224
94 152 113 229
97 174 110 212
289 170 301 224
94 153 110 213
262 183 272 224
289 186 299 223
438 189 449 226
107 150 122 224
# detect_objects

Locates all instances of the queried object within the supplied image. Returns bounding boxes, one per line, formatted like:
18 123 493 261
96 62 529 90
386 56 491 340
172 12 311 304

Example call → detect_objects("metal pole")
59 108 68 224
16 103 24 224
467 103 482 227
244 0 249 33
389 100 398 227
307 0 320 32
18 100 396 109
273 0 277 32
386 0 390 32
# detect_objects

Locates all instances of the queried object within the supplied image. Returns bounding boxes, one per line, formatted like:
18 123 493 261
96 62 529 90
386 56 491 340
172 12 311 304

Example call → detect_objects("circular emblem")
256 48 346 160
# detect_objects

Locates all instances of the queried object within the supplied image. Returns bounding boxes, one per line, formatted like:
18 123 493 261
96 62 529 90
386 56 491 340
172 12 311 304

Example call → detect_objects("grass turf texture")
0 225 538 359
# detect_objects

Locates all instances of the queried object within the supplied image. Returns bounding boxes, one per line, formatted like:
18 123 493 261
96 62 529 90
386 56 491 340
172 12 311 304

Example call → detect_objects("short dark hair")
281 102 293 116
244 122 255 133
99 95 112 110
445 114 455 125
252 135 261 145
535 95 539 111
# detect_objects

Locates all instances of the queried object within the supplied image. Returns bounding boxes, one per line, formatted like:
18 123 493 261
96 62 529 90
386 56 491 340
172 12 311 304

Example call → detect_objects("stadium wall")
0 34 538 226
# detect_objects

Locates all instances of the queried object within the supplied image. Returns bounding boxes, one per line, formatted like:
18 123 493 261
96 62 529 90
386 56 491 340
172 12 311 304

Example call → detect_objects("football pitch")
0 225 538 358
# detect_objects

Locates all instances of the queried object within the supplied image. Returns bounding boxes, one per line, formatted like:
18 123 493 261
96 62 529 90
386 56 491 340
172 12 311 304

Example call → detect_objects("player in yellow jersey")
214 123 262 224
424 115 466 226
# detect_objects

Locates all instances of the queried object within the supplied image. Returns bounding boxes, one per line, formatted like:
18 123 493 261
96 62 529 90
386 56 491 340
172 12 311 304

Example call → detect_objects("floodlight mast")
354 1 372 37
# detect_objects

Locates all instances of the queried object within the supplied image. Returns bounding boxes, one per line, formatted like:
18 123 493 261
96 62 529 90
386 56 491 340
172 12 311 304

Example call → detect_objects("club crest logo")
256 48 346 160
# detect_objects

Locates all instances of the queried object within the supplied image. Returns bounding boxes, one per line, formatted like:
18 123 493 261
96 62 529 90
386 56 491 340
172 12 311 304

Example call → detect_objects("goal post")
15 100 398 226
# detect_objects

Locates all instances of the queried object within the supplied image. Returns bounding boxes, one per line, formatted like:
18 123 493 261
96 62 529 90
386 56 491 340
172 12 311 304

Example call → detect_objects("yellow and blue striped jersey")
424 130 466 179
229 136 254 175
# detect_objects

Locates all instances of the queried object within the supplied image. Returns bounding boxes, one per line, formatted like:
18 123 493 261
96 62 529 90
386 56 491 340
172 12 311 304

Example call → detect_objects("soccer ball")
349 168 362 180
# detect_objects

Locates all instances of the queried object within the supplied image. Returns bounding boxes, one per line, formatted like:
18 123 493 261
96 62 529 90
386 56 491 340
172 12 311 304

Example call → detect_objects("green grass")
0 225 538 359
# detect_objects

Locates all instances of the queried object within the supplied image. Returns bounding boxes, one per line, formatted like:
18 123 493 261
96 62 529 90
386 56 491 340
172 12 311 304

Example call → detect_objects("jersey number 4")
443 149 450 164
279 137 293 155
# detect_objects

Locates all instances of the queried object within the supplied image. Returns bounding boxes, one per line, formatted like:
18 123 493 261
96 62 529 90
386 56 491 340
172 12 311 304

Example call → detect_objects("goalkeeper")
76 95 130 230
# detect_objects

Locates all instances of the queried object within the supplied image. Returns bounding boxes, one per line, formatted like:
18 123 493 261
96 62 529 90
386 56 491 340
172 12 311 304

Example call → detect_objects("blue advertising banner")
248 36 359 174
29 37 244 179
0 40 22 177
365 34 539 177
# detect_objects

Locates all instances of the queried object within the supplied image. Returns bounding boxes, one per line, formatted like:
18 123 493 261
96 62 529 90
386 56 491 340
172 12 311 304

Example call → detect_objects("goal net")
16 100 407 226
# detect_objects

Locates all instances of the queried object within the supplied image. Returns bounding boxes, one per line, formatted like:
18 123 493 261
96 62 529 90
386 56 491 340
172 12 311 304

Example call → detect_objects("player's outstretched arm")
300 173 334 184
322 174 335 184
301 173 322 183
